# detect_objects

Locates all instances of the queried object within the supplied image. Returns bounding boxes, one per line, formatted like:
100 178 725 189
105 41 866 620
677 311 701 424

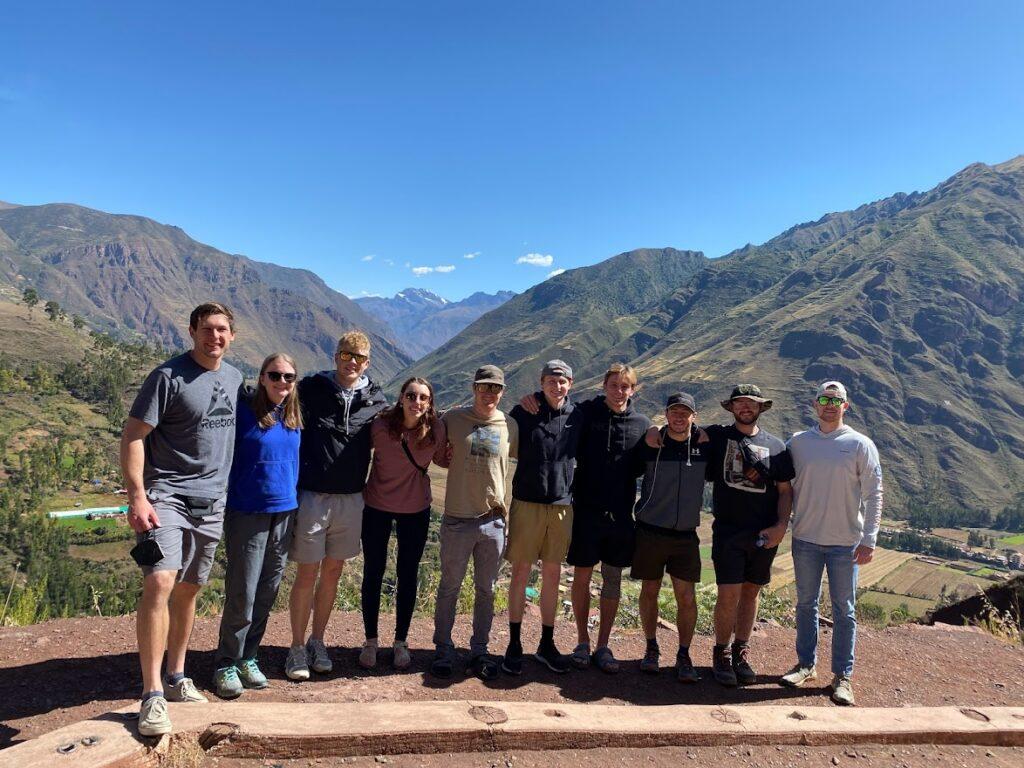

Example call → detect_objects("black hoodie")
571 395 652 523
510 392 584 505
297 371 388 494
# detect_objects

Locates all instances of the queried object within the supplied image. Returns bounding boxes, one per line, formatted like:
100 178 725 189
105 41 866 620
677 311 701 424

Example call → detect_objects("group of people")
121 302 883 738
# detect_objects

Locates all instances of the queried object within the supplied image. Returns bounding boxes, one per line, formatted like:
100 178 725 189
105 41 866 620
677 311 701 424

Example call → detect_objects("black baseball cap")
666 392 697 411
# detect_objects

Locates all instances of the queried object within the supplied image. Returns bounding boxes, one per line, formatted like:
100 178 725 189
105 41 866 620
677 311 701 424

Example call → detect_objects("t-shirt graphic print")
723 438 770 494
469 424 502 460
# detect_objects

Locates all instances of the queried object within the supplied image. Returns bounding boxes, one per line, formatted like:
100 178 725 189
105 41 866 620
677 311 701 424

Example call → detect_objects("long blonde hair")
253 353 303 430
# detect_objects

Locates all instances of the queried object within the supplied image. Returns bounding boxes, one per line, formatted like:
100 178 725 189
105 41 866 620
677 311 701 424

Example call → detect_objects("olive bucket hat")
720 384 773 411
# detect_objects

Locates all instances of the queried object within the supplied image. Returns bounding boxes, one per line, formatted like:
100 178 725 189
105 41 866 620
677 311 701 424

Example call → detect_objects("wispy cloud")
463 251 480 260
410 264 456 277
360 254 375 262
547 268 566 278
411 266 434 276
517 253 553 267
435 265 456 273
358 290 382 297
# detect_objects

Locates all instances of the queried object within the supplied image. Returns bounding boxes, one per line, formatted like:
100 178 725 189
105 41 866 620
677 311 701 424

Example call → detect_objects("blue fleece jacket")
226 396 301 514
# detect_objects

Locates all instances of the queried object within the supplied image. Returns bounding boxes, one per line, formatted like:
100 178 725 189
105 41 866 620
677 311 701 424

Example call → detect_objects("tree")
72 315 85 330
21 287 39 318
44 300 61 322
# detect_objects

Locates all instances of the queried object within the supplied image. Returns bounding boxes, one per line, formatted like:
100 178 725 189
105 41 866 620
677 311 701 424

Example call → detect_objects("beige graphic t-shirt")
441 407 519 519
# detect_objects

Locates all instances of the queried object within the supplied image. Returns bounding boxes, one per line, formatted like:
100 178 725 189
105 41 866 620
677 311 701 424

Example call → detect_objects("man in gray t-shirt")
120 302 242 737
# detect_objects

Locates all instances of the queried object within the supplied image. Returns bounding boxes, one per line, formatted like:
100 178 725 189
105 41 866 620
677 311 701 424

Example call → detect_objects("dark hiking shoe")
501 650 524 676
429 655 453 679
534 643 571 673
675 649 700 683
471 653 500 681
732 641 757 685
712 645 737 687
640 645 660 674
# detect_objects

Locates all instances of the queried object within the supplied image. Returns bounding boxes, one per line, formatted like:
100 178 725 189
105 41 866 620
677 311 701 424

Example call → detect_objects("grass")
1000 533 1024 546
68 540 134 562
969 567 1007 579
858 589 935 618
44 492 125 512
53 514 128 532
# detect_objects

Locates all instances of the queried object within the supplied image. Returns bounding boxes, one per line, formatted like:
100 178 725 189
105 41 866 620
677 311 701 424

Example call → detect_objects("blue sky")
2 2 1023 300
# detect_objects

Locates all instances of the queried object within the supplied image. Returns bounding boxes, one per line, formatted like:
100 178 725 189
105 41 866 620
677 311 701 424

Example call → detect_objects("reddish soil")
1 611 1022 765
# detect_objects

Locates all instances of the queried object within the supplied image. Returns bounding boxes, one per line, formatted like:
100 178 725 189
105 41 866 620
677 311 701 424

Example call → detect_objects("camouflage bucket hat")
721 383 773 411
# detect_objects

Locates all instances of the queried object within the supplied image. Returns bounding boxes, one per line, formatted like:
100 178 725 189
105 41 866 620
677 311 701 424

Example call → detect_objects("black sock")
540 624 554 647
508 622 522 654
732 639 748 651
646 637 659 653
677 645 690 657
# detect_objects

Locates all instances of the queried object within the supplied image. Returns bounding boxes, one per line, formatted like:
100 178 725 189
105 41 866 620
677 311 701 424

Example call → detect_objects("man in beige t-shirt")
431 365 519 680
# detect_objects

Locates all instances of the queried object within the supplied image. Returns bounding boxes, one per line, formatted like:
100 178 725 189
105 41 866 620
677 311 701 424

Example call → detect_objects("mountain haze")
0 203 411 380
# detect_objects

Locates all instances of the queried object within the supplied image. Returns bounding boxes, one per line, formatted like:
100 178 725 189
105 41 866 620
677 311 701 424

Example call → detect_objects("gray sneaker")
306 637 333 674
780 663 818 688
640 645 660 674
138 695 172 737
831 674 855 706
163 676 208 703
214 666 243 699
285 645 310 681
237 658 269 689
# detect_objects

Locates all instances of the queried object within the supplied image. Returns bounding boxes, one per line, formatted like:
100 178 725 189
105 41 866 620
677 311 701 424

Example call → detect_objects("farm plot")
768 544 911 593
874 558 993 601
858 589 935 618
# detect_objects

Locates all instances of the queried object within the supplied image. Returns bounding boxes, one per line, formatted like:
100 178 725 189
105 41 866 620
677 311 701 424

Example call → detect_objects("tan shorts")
504 499 573 564
289 490 363 563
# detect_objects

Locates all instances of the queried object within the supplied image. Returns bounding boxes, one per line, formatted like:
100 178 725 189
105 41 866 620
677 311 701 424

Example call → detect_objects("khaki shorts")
289 490 363 563
504 499 573 564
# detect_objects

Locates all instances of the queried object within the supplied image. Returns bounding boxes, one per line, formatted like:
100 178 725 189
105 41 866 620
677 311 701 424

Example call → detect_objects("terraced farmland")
874 558 993 601
768 544 913 593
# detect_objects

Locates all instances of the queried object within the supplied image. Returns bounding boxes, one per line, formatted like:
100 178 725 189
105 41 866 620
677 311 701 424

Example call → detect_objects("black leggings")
360 505 431 642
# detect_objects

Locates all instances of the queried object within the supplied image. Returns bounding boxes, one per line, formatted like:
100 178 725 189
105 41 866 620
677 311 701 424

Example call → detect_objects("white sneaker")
831 674 856 706
359 638 378 669
285 645 310 681
138 695 172 737
392 640 411 670
163 676 208 703
306 637 333 674
780 663 817 688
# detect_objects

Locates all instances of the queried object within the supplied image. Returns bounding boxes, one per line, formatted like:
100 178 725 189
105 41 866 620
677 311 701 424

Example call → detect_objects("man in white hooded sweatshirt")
780 381 883 706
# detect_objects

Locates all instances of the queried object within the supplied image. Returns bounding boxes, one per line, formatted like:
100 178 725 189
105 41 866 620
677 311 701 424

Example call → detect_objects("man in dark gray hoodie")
630 393 707 682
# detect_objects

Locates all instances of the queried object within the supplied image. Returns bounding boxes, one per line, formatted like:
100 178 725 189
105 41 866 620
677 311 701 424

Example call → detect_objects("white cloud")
411 264 456 276
435 265 456 273
547 268 566 278
383 258 394 267
360 254 375 262
517 253 554 267
463 251 480 259
411 266 434 276
358 290 382 297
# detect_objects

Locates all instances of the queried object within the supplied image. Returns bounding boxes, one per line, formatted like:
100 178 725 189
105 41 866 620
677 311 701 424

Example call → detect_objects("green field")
969 567 1007 579
1000 533 1024 546
858 589 935 618
54 514 128 532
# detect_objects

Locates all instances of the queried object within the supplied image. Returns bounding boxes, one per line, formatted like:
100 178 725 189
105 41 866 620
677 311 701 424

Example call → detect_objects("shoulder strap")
401 434 429 475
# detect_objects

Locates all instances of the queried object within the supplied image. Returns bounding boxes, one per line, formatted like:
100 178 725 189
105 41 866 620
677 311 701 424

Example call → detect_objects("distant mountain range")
356 288 515 358
398 157 1024 511
0 203 412 380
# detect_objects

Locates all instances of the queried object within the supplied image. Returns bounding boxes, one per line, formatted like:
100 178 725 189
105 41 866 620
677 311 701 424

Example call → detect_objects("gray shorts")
289 490 363 563
138 492 225 585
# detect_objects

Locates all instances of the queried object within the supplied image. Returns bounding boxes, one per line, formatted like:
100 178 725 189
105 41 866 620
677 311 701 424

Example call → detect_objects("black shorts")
566 512 635 569
630 525 701 582
711 527 777 586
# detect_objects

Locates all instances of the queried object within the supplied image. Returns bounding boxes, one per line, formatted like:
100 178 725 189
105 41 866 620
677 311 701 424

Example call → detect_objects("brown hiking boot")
732 641 756 685
712 644 737 687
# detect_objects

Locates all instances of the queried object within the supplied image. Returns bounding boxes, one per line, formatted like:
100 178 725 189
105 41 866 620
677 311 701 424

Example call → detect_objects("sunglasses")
816 395 846 407
337 350 369 364
404 392 431 403
474 383 504 394
265 371 296 383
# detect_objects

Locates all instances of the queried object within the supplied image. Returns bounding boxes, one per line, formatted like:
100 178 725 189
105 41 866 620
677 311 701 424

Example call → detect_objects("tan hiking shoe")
138 695 172 737
780 663 817 688
163 676 208 703
831 674 855 706
392 640 411 670
359 638 378 669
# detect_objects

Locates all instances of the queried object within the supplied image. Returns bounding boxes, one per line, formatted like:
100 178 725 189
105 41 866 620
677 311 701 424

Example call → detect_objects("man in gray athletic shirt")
121 302 243 737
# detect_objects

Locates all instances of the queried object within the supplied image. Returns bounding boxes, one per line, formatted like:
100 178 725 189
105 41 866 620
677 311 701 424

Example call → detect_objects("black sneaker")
675 649 700 683
471 654 500 681
712 645 737 687
501 650 523 676
429 656 453 679
534 643 571 673
732 642 756 685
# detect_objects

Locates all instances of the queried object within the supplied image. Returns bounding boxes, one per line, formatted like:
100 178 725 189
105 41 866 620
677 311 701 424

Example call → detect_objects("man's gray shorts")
289 490 363 563
137 492 225 585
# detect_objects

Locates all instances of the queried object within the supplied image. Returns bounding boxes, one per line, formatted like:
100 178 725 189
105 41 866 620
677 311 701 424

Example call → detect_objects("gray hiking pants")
216 510 295 668
432 511 506 659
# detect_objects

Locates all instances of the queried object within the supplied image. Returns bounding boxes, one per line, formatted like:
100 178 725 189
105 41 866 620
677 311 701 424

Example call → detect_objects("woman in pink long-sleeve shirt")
359 377 447 670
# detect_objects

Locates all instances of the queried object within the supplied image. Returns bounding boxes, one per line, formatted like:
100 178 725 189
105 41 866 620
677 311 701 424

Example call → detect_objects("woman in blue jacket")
214 353 302 698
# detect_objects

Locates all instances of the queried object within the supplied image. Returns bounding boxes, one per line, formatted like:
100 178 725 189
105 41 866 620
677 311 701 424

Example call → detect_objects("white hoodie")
787 425 883 548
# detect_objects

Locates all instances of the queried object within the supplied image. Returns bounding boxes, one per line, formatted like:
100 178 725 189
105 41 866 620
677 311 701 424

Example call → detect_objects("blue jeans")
792 537 858 677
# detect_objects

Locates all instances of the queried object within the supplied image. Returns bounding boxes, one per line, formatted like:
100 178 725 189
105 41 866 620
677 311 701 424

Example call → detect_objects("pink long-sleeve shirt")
363 417 447 513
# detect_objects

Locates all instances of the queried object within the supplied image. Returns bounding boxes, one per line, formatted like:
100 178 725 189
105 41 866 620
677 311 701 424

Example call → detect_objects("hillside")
0 203 412 380
396 248 709 403
398 157 1024 511
357 288 515 358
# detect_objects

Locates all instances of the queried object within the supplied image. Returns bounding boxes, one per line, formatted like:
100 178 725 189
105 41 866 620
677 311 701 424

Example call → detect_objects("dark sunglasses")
337 350 369 364
265 371 296 383
474 383 504 394
816 395 845 407
404 391 431 403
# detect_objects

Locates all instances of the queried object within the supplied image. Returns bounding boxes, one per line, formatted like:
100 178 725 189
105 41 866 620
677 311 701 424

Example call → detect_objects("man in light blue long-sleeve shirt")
780 380 883 706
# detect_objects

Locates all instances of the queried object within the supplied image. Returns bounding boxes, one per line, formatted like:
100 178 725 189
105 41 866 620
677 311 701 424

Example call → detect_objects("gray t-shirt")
129 353 244 499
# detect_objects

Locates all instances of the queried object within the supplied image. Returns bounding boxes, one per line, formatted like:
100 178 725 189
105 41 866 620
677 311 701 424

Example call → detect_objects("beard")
733 411 760 426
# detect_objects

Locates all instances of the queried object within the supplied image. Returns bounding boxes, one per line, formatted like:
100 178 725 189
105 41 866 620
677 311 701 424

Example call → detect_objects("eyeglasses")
265 371 296 383
404 392 431 403
337 350 369 364
816 395 846 407
474 383 504 394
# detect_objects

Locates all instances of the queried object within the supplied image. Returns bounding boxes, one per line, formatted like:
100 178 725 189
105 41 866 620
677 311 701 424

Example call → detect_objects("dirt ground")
1 611 1023 765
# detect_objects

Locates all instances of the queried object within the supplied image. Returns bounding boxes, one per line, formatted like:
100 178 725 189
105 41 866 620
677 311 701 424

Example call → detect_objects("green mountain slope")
394 248 709 404
0 204 411 380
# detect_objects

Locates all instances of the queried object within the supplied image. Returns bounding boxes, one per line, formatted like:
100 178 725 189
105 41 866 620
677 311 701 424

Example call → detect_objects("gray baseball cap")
541 359 573 379
473 365 505 386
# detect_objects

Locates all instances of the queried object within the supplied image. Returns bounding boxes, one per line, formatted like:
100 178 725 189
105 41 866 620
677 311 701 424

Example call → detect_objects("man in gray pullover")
780 381 883 706
630 393 707 683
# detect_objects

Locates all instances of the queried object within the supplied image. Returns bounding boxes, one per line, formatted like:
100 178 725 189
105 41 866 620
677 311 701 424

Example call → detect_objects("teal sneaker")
237 658 269 689
214 666 243 699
